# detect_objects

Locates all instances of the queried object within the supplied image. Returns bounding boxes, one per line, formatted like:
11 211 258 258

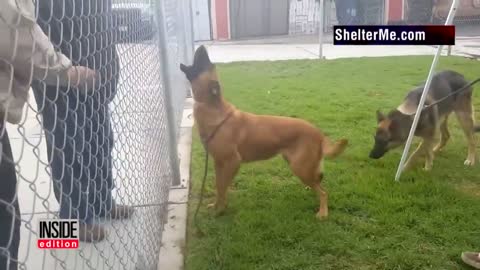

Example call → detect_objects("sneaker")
79 223 106 243
462 252 480 269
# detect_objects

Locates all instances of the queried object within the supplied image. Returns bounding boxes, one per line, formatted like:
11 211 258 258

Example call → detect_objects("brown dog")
180 46 348 219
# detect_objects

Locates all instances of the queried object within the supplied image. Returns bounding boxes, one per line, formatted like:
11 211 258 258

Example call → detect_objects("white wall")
288 0 338 35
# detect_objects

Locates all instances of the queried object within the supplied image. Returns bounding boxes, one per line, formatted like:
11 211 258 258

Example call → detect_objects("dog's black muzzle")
369 151 383 159
369 147 387 159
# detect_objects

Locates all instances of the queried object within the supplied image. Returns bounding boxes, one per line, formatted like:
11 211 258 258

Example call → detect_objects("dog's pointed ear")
193 45 212 70
180 63 189 74
376 110 386 123
180 63 193 81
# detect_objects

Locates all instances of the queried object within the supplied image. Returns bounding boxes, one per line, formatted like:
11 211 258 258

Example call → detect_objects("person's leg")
0 125 21 270
355 0 364 25
87 79 133 220
84 90 113 218
32 85 90 223
335 0 347 25
346 0 357 24
32 84 105 242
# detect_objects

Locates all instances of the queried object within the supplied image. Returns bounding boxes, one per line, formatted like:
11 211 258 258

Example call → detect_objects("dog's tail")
322 137 348 159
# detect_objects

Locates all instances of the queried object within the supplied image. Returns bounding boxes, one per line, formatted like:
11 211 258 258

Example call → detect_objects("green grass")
186 56 480 270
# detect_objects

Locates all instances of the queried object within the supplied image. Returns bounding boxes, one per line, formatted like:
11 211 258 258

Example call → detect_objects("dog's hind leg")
455 105 477 166
434 115 451 153
312 177 328 219
287 148 327 219
209 154 241 215
454 91 476 166
423 137 435 171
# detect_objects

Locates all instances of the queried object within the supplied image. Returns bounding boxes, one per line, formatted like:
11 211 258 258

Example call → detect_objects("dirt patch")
456 181 480 197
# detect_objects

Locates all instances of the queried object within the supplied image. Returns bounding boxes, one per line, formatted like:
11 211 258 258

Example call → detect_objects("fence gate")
230 0 289 39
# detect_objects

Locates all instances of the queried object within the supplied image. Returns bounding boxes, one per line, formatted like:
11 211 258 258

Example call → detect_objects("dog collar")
201 110 234 148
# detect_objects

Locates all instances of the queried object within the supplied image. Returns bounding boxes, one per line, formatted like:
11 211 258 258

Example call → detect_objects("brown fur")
181 46 348 219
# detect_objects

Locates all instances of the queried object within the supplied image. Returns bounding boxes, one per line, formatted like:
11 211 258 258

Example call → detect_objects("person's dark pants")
407 0 434 24
32 84 115 225
335 0 358 25
0 125 20 270
34 0 119 225
335 0 347 24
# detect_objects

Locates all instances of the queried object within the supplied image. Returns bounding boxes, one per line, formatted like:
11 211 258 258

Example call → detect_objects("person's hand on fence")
66 66 98 92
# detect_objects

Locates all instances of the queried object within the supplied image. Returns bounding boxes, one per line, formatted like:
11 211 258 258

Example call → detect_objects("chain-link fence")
0 0 193 269
289 0 386 37
437 0 480 58
289 0 337 36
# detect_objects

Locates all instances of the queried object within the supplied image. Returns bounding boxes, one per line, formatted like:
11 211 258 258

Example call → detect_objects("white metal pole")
156 0 182 186
394 0 459 181
318 0 325 59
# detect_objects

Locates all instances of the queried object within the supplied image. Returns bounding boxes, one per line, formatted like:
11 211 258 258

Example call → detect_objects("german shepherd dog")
180 46 348 219
370 70 480 170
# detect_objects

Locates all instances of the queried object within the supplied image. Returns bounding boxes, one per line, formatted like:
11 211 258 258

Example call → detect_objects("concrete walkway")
157 98 193 270
199 34 480 63
202 42 480 63
203 43 441 62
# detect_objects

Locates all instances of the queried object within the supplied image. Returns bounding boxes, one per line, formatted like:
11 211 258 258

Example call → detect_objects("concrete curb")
158 98 194 270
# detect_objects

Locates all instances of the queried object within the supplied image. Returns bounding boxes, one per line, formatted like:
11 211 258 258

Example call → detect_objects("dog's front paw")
207 203 226 216
423 165 432 171
464 159 475 166
433 145 443 154
316 210 328 220
423 161 433 171
207 203 216 209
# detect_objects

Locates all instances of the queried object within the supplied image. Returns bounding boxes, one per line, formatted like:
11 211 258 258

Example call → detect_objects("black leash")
419 77 480 113
193 111 234 236
193 147 209 236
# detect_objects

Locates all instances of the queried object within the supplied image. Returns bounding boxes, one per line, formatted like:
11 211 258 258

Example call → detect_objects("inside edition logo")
37 219 79 249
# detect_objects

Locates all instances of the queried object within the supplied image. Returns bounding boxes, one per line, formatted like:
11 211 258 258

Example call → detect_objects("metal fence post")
182 0 195 98
155 0 182 186
178 0 190 63
187 0 196 58
318 0 325 59
394 0 459 181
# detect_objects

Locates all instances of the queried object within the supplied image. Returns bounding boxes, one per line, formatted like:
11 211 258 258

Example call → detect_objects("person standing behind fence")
32 0 134 243
0 1 97 269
